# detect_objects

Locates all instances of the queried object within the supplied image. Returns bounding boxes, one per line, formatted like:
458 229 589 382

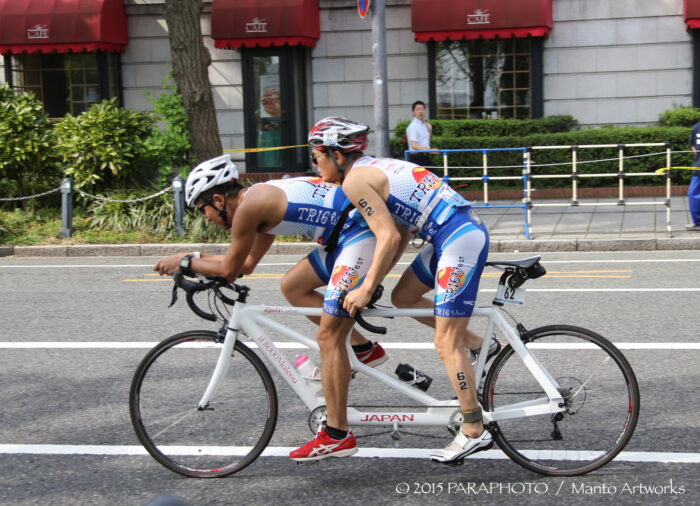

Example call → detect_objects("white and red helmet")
308 117 370 153
185 154 239 206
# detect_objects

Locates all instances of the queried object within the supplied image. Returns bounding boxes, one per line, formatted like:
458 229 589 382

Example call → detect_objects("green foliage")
0 84 61 208
393 115 578 142
142 76 192 187
87 188 228 242
390 126 693 189
88 188 176 237
0 208 61 244
659 107 700 127
54 98 157 190
184 212 231 243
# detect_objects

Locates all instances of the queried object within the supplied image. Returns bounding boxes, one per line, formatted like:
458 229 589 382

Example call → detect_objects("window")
5 51 121 117
433 38 534 120
242 46 310 172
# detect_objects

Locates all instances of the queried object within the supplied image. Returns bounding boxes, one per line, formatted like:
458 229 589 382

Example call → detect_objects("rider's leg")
434 315 482 437
391 254 483 351
426 212 493 463
289 311 357 462
281 257 370 347
317 313 356 431
289 225 376 461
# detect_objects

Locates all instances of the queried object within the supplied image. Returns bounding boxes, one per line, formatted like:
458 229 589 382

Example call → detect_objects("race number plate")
495 282 526 305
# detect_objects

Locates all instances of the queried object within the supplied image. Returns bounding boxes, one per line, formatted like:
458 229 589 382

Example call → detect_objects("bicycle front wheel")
129 330 278 478
483 325 639 476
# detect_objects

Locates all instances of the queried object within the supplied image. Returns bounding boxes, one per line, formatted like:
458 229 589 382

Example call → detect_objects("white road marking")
1 258 699 269
0 444 698 463
483 288 700 292
1 342 698 350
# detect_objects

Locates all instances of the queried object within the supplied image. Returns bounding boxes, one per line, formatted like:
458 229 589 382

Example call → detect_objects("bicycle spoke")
151 408 200 440
483 325 639 476
130 332 278 478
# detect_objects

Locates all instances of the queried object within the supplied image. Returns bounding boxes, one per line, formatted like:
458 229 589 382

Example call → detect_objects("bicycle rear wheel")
129 330 278 478
482 325 639 476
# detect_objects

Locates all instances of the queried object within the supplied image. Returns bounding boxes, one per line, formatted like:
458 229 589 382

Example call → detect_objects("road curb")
2 237 700 257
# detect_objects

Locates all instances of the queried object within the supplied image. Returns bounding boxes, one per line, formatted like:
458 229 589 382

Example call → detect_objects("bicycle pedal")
439 458 465 467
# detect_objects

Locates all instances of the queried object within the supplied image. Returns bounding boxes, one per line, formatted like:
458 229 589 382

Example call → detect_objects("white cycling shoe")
430 429 493 464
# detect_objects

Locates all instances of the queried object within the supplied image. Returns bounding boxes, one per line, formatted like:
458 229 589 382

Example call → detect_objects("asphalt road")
1 250 699 506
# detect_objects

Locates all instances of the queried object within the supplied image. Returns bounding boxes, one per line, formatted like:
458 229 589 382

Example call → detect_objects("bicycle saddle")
485 255 541 269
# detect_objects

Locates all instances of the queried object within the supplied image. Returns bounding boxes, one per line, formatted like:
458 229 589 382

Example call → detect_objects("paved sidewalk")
1 196 699 257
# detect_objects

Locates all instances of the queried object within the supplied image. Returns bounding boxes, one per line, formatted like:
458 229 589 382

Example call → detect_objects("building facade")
1 0 698 174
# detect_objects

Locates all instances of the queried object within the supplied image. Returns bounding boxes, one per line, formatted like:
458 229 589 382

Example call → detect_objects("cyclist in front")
152 154 387 369
298 117 493 464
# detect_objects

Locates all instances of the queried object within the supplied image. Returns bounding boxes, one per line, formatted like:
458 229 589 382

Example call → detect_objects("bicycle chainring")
307 406 327 435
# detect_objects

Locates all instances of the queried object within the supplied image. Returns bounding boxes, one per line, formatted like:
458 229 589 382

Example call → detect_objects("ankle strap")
461 408 483 423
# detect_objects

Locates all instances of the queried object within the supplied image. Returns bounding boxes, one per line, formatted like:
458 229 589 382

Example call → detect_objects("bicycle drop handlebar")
337 286 388 335
172 271 245 322
171 271 388 335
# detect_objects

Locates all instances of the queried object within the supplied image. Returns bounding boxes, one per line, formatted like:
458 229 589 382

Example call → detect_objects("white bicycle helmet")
185 154 239 207
308 117 370 153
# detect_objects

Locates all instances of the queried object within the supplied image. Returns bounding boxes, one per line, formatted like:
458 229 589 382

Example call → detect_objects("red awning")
685 0 700 29
212 0 320 49
0 0 128 55
412 0 552 42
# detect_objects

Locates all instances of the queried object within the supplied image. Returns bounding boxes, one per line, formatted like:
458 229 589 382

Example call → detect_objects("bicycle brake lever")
168 282 178 308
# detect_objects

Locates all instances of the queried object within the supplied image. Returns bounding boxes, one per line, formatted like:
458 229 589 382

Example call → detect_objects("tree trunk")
164 0 222 163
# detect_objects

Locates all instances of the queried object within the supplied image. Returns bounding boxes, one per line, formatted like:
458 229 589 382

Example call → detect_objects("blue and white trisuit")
333 156 490 319
258 177 376 318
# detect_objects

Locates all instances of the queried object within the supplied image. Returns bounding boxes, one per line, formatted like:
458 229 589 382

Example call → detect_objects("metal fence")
0 177 186 238
405 143 674 239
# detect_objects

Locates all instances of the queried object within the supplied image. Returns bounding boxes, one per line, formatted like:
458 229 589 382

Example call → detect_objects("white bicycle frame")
197 299 566 429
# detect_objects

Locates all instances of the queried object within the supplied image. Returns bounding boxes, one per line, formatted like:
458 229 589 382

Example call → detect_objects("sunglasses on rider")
309 152 327 166
196 199 214 215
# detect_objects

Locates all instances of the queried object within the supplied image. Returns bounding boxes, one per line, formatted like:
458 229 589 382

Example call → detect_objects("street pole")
372 0 389 157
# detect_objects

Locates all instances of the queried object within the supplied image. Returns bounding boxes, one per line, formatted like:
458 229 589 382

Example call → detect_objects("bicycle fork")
197 309 243 409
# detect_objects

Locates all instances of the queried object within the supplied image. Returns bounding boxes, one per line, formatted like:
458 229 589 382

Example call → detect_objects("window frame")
241 45 310 173
428 37 544 120
2 51 123 117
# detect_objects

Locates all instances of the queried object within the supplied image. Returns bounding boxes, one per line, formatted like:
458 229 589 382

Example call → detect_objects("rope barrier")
75 186 173 203
0 185 173 203
224 144 306 153
655 166 700 174
0 188 61 202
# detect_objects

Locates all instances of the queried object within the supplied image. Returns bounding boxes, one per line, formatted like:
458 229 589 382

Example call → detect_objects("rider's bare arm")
241 233 276 275
188 186 283 282
342 166 402 310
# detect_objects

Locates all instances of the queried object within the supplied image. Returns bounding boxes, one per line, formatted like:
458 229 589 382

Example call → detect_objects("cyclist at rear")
152 154 387 367
302 117 493 464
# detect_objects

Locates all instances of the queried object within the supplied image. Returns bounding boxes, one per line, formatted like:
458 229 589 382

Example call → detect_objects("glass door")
242 46 309 173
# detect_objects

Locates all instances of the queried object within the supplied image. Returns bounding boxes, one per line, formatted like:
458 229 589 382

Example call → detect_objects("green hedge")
659 107 700 127
0 80 191 206
394 115 578 140
0 84 62 207
390 126 693 189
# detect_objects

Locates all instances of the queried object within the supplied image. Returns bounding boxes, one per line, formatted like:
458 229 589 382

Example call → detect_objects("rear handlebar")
338 286 388 335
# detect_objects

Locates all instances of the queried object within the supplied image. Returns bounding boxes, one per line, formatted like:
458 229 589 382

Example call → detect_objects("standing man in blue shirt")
406 101 435 168
687 122 700 231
